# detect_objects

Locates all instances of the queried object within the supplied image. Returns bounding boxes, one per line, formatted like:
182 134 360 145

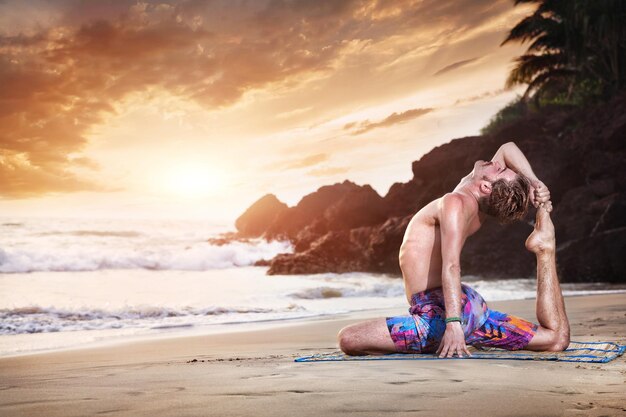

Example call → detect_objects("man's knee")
546 327 570 352
337 325 363 356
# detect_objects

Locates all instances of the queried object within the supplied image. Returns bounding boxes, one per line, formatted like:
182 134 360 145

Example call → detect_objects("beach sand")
1 293 625 417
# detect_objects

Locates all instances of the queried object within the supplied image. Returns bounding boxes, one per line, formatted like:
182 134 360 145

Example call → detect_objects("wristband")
445 316 462 324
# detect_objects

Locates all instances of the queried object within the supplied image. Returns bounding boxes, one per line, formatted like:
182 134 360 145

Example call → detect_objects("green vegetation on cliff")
482 0 626 135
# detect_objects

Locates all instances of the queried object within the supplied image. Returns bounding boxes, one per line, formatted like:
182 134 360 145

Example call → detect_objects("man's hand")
531 180 551 209
436 322 471 358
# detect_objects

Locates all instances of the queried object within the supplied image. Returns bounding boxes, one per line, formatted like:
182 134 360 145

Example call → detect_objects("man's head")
473 160 531 223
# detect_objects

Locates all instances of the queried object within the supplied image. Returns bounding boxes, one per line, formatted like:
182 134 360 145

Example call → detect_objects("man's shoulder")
441 192 475 207
440 192 479 218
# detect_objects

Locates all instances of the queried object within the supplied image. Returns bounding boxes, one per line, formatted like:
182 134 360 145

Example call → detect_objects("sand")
1 293 625 417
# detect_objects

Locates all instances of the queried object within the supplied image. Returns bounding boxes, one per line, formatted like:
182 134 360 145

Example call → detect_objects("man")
338 142 570 357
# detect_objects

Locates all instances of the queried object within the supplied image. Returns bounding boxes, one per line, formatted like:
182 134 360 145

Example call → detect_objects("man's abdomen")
399 235 443 298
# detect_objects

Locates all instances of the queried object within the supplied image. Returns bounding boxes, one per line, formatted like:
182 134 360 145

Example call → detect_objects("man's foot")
525 203 556 254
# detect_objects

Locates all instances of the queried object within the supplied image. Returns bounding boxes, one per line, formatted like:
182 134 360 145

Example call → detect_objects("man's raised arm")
436 194 472 358
491 141 551 209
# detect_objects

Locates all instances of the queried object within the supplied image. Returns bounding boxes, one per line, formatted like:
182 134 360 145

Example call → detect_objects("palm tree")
502 0 626 104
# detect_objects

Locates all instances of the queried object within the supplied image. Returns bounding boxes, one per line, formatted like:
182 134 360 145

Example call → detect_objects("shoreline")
1 293 625 417
0 288 626 359
2 290 626 360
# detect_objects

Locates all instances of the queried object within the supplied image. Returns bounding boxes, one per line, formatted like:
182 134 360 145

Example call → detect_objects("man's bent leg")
524 205 571 351
338 318 397 356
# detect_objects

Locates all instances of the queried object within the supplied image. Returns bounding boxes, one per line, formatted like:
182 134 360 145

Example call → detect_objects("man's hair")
478 175 531 223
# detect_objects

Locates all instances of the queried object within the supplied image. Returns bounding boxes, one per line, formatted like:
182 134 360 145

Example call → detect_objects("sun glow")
161 163 227 197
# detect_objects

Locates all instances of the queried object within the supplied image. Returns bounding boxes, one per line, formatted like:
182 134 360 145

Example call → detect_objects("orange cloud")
280 153 329 170
345 107 434 135
0 0 520 198
433 57 481 76
307 166 350 177
453 88 507 105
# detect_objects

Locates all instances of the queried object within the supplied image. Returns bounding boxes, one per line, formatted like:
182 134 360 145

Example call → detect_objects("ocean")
1 217 624 357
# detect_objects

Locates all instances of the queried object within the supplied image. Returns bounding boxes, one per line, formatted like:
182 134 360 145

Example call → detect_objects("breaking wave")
0 238 292 273
290 282 405 299
0 304 306 335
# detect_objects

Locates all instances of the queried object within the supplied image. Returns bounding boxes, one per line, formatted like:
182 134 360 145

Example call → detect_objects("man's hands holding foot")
531 179 551 210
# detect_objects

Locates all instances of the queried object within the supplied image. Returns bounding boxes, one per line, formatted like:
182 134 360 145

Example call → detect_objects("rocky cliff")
235 92 626 282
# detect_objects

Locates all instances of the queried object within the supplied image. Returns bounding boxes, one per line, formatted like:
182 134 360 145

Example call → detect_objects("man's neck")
453 175 482 203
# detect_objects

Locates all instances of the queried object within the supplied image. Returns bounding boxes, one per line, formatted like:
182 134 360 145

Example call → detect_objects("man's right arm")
492 141 551 208
436 194 472 358
491 141 538 181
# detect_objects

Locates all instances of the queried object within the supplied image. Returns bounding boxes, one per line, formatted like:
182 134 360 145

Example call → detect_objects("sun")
162 164 226 197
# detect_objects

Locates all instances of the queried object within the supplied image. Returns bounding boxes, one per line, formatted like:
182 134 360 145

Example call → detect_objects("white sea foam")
0 304 306 335
290 282 405 299
0 218 292 273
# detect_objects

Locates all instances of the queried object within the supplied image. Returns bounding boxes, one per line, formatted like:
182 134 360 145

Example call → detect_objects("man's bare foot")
525 204 556 254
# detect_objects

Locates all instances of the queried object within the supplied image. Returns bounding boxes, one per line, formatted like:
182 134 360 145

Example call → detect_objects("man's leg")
524 204 571 351
338 318 397 355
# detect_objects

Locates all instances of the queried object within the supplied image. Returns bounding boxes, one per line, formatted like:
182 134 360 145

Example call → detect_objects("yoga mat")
295 341 625 363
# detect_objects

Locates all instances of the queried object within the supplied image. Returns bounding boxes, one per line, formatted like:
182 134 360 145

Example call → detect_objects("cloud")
433 57 480 76
275 106 313 120
0 0 521 198
0 150 109 198
307 166 350 177
345 107 434 135
453 88 507 105
284 153 329 170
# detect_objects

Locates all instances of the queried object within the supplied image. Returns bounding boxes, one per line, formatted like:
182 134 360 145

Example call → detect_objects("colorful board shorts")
386 284 538 353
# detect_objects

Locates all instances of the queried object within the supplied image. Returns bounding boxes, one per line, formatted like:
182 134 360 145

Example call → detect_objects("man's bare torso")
398 193 483 302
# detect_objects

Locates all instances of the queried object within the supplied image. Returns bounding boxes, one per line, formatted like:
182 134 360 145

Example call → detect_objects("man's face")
473 160 518 183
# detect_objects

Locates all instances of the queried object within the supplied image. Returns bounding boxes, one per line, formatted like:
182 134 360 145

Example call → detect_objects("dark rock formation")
235 194 288 238
267 229 371 274
557 228 626 283
232 91 626 283
261 180 388 243
366 215 413 274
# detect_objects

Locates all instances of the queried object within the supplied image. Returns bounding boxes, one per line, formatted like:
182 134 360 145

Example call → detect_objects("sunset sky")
0 0 533 225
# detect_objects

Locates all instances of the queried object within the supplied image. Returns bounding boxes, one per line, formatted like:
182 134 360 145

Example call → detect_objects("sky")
0 0 534 226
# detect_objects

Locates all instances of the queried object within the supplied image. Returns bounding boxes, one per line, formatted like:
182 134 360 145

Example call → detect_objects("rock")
267 230 370 274
322 184 388 231
264 180 386 241
367 215 413 274
207 232 252 246
557 227 626 283
235 194 288 238
460 216 535 278
382 180 424 218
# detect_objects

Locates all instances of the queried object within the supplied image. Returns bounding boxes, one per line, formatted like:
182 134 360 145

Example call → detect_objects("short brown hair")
478 175 531 223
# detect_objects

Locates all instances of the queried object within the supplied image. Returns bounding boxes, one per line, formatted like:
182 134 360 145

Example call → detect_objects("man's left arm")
491 141 551 208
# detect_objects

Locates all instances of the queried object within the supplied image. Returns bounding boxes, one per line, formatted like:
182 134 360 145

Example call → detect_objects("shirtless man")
338 142 570 357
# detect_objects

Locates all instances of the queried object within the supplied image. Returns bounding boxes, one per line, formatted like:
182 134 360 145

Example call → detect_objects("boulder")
557 227 626 283
267 230 370 274
367 215 413 274
235 194 288 238
264 180 386 241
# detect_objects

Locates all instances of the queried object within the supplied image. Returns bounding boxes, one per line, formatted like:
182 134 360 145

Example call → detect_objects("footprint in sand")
569 402 595 411
241 373 293 380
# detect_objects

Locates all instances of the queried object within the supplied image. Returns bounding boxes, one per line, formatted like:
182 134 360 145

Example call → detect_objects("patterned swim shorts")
386 284 538 353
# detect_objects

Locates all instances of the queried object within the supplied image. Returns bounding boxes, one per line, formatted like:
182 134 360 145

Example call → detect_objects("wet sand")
1 293 625 417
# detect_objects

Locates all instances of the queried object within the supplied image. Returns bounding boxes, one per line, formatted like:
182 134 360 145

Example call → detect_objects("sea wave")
290 283 404 299
0 239 292 273
0 304 305 334
35 230 143 238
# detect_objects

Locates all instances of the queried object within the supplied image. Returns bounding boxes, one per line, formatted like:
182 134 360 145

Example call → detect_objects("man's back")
399 191 483 300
